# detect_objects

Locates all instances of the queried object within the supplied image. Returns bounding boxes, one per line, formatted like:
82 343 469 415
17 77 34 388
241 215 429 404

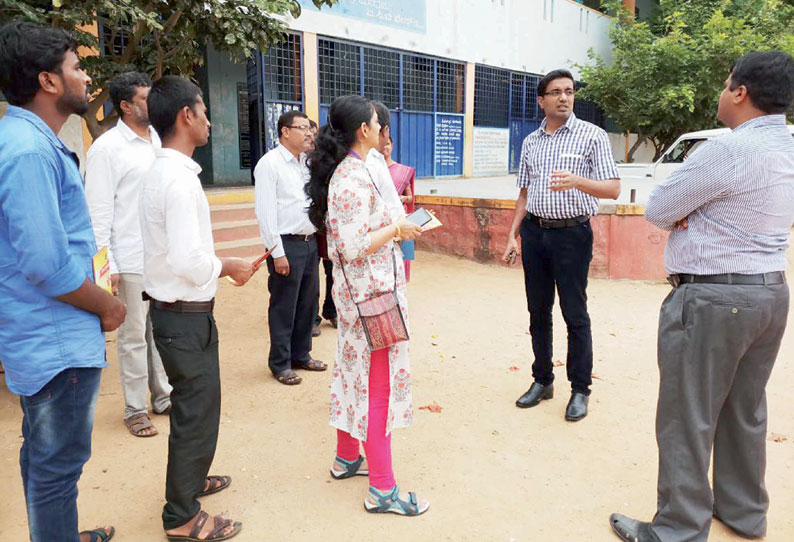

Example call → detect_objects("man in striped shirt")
503 69 620 422
610 51 794 542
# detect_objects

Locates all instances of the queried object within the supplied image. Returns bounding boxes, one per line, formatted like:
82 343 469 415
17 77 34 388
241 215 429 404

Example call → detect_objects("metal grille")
98 19 132 57
510 73 540 120
403 54 434 111
436 60 465 113
574 97 606 128
261 34 302 103
319 39 360 105
474 65 510 127
364 47 399 109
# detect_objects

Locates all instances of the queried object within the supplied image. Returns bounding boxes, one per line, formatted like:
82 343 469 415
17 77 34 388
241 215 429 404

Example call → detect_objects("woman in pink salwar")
306 95 429 516
382 136 416 280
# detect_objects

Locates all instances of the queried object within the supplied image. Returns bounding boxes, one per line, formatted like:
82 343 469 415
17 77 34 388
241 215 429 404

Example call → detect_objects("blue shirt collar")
733 114 788 133
4 104 73 153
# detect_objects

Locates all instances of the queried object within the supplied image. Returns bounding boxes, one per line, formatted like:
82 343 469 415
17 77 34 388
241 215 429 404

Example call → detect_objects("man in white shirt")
85 72 172 438
254 110 327 385
142 75 255 541
366 102 403 219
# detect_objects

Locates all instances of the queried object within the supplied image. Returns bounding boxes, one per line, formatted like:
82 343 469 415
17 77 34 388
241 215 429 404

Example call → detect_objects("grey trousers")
117 273 172 419
651 281 789 542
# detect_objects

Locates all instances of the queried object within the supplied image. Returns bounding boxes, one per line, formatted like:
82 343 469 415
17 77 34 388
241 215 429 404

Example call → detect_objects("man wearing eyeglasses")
254 110 327 386
503 69 621 422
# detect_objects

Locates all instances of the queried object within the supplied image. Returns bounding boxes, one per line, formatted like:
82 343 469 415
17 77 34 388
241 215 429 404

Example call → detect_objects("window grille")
403 54 434 111
436 60 465 114
474 65 510 127
364 47 399 109
98 19 132 57
574 97 606 127
262 34 302 103
509 73 540 121
319 39 360 105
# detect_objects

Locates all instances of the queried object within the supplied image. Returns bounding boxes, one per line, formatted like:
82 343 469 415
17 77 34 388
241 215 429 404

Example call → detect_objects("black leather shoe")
565 392 589 421
515 382 553 408
609 513 660 542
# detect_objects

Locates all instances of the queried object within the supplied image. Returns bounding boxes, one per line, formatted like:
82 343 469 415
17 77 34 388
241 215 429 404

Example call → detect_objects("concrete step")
207 189 261 259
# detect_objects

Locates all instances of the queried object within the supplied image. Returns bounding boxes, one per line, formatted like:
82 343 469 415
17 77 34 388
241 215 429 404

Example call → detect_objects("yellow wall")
303 32 320 123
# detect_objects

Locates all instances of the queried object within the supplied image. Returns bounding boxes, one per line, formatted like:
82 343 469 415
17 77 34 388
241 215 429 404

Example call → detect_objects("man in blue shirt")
0 22 126 542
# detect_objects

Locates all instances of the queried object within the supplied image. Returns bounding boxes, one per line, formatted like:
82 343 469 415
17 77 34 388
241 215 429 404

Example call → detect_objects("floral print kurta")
327 155 413 441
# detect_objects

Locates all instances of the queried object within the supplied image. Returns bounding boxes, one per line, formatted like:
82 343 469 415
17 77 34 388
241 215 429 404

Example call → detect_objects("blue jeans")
19 367 101 542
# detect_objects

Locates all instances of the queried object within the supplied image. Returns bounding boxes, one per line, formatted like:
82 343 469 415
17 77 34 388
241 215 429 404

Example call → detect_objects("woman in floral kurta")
326 154 413 440
306 95 428 516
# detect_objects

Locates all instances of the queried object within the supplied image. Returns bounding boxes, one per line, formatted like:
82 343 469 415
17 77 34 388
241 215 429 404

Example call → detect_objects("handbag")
337 248 409 350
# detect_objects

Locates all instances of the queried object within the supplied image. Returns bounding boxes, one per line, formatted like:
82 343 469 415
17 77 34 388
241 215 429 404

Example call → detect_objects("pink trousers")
336 347 396 491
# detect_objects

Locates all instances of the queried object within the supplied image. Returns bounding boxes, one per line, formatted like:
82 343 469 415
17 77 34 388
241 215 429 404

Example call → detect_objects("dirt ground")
2 250 793 542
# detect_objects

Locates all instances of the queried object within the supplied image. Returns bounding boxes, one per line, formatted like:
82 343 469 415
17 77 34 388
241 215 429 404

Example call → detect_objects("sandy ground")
2 250 793 542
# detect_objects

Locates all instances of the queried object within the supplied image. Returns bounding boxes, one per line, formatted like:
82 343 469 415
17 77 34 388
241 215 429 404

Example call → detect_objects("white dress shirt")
140 148 222 302
84 120 161 274
366 148 404 219
253 143 316 259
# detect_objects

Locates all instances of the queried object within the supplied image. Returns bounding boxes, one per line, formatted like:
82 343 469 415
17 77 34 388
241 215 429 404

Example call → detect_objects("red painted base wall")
416 202 669 280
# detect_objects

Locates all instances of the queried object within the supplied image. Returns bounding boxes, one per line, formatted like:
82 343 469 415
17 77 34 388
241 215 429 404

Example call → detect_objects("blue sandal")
364 485 429 516
330 455 368 479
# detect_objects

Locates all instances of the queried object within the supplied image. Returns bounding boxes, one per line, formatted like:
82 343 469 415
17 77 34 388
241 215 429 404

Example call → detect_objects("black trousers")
267 236 318 375
520 217 593 395
150 308 220 530
316 258 336 321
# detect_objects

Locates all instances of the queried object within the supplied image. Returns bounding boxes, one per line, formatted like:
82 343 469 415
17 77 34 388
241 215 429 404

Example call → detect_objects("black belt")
282 233 315 242
527 214 589 229
142 292 215 313
667 271 786 288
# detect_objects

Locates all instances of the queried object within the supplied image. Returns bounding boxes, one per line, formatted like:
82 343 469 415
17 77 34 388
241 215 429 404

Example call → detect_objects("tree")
0 0 336 138
577 0 794 162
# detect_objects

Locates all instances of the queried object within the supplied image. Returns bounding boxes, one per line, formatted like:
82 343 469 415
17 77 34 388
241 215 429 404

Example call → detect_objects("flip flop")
80 526 115 542
198 475 231 498
294 358 327 371
166 511 242 542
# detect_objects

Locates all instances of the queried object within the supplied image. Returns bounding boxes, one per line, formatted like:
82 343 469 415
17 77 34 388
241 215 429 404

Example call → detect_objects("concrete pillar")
463 61 475 178
302 32 320 123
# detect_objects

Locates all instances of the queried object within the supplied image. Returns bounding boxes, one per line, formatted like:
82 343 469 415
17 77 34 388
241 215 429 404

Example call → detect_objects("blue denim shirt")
0 106 106 396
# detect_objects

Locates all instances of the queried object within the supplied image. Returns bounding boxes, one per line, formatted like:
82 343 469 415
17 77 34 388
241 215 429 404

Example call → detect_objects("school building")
195 0 657 186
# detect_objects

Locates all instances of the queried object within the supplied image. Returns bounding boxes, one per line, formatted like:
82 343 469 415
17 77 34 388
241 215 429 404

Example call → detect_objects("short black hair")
538 69 576 96
373 101 390 131
109 72 152 116
147 75 203 140
277 110 308 138
0 21 78 106
730 51 794 115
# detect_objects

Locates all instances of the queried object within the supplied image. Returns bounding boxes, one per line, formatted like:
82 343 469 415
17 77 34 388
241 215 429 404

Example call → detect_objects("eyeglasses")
544 89 576 98
287 125 312 132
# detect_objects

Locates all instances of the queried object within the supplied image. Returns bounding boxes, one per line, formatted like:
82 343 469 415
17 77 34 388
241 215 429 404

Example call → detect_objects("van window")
662 138 707 163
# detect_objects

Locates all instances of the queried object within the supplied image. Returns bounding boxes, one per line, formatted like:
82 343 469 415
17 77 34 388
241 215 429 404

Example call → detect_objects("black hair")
277 110 309 138
109 72 152 116
306 95 375 230
373 101 390 131
730 51 794 115
147 75 203 140
538 69 575 96
0 21 77 106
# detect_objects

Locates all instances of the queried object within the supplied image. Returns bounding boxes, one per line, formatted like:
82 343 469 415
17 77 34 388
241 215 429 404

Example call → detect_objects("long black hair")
306 95 375 230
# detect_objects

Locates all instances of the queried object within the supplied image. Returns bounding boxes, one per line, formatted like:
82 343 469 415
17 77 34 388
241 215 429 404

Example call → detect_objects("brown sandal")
124 413 158 437
294 358 327 371
275 369 302 385
198 475 231 498
166 511 242 541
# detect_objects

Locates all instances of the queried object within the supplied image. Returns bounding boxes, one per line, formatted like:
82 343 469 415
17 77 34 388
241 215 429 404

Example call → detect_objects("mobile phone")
406 208 433 227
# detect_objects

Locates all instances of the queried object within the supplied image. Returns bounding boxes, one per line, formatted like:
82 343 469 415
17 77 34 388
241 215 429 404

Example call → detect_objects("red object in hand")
253 246 275 268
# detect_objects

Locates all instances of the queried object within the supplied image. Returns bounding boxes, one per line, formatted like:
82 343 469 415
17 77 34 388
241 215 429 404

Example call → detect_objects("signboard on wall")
299 0 426 33
472 127 510 176
434 114 463 176
236 83 251 169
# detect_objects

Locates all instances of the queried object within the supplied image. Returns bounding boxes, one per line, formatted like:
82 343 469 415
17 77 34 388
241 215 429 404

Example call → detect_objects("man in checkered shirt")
503 69 620 422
